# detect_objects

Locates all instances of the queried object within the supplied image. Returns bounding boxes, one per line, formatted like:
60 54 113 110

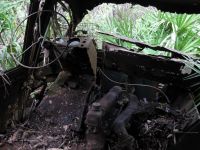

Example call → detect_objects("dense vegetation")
0 0 28 70
79 4 200 56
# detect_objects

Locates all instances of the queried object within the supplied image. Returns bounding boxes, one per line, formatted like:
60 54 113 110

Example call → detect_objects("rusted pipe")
99 86 122 115
85 86 122 128
113 94 139 150
85 86 122 150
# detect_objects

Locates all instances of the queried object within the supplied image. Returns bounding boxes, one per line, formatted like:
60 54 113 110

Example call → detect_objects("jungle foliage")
79 4 200 56
0 0 28 70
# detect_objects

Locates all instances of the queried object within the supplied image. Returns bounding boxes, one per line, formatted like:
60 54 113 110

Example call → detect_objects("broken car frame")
0 0 200 150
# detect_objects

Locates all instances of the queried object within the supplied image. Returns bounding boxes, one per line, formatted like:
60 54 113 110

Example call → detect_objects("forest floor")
0 75 93 150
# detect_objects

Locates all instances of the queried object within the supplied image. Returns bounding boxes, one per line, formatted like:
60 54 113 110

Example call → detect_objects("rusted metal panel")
102 42 199 89
78 37 97 77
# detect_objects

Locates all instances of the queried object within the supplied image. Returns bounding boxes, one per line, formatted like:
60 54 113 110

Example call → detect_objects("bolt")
92 102 101 111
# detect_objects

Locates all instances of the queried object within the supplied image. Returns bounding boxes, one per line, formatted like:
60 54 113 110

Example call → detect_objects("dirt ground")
0 75 93 150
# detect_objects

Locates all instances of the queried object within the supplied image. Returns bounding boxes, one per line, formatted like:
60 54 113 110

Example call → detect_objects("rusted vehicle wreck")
0 0 200 150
